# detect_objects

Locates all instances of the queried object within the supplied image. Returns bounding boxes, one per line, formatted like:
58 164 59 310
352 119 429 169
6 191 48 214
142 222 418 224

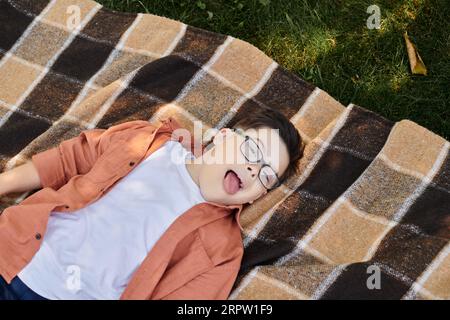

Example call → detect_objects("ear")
212 128 233 146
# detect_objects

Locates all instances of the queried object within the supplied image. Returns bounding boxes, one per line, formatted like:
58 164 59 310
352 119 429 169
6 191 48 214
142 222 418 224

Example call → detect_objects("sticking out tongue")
223 170 240 195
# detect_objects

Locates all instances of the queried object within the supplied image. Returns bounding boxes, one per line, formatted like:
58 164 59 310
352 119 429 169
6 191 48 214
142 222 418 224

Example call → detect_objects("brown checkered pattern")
0 0 448 299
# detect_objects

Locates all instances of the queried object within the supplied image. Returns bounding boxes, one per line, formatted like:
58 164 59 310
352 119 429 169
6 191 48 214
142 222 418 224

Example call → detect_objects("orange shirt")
0 117 244 299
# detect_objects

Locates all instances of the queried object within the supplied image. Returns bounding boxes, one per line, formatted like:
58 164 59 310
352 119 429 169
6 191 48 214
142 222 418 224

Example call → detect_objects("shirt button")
35 233 42 240
129 161 135 166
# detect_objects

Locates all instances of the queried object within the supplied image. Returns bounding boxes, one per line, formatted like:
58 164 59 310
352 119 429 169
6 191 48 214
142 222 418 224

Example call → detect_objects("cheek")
242 182 266 201
200 165 224 190
224 142 243 163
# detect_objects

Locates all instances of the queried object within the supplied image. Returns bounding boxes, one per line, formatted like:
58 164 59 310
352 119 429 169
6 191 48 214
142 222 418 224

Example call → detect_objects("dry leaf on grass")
403 31 428 75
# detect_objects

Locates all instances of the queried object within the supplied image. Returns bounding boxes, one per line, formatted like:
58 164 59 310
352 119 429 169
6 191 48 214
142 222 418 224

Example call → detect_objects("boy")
0 107 304 300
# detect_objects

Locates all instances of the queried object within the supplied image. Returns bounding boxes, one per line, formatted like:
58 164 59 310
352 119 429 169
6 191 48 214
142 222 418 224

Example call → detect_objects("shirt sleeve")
31 120 155 190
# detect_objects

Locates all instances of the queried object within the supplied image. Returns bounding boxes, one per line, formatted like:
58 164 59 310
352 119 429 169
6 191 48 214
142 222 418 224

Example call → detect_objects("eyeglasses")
233 128 281 191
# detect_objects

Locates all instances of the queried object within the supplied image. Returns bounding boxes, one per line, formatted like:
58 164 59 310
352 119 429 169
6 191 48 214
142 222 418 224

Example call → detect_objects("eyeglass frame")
232 128 281 191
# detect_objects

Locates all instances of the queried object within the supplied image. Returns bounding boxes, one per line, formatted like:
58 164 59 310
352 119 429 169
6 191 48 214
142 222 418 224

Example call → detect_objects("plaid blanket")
0 0 448 299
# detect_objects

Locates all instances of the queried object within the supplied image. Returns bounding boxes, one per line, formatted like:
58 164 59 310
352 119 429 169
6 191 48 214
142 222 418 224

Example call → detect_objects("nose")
246 164 260 179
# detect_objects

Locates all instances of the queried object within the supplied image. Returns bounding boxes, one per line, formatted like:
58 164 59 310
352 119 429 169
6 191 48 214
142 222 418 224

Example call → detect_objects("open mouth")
223 170 243 195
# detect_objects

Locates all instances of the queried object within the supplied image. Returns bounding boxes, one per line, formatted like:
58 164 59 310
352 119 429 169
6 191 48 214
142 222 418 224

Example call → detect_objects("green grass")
96 0 450 139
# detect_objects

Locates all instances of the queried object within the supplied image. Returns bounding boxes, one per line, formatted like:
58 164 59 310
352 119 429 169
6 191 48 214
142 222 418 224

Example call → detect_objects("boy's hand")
0 160 42 196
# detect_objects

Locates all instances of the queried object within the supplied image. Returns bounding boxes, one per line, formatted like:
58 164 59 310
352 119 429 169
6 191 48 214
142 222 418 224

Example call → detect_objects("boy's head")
191 107 305 206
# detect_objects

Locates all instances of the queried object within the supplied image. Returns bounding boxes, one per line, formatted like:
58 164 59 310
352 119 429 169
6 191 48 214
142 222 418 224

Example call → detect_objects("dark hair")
228 106 305 185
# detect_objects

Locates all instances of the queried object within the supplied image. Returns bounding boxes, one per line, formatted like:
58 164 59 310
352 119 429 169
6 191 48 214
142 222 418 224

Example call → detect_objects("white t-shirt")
18 140 205 300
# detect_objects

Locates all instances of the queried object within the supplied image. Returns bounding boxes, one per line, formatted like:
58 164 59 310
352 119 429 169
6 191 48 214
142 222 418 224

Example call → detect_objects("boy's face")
196 126 290 205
